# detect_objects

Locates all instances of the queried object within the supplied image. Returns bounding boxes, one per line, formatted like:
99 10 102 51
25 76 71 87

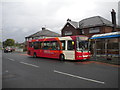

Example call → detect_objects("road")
0 50 2 89
2 52 119 88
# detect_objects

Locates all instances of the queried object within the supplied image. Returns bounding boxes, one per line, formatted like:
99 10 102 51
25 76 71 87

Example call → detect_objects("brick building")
61 16 120 38
61 16 120 57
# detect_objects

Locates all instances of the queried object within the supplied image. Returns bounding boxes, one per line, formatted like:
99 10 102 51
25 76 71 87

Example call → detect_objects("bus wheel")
33 53 37 58
59 54 65 61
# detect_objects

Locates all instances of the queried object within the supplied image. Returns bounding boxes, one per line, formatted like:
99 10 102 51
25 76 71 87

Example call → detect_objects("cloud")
1 0 119 43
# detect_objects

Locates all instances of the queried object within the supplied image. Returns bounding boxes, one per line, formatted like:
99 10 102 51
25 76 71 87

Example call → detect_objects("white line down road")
20 62 39 68
54 70 105 84
7 58 15 61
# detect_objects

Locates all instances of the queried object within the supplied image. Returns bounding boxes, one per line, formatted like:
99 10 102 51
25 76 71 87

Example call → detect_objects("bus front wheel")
59 54 65 61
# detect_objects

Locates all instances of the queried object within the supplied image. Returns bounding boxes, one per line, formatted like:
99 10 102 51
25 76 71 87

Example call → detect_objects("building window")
67 25 69 27
64 31 72 35
89 27 100 33
82 29 84 34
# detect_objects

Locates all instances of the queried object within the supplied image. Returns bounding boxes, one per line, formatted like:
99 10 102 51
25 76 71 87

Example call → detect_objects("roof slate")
68 16 118 29
26 28 60 38
79 16 113 29
68 20 79 28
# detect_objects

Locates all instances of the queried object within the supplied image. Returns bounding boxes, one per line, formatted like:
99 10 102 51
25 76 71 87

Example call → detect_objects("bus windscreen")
76 37 89 51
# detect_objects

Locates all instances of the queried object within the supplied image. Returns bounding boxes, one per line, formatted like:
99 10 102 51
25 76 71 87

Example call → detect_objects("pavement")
2 51 120 88
90 56 120 65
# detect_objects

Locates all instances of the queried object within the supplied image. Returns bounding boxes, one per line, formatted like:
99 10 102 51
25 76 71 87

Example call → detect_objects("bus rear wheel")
59 54 65 61
33 53 37 58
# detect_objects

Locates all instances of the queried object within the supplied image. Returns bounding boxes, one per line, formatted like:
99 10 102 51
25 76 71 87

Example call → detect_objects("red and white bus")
27 35 91 61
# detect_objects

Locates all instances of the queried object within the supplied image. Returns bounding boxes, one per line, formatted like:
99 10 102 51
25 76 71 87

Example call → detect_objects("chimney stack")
111 9 116 32
42 27 45 30
67 18 71 22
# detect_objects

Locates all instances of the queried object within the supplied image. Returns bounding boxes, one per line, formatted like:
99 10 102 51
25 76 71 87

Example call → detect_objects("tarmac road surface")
2 52 119 88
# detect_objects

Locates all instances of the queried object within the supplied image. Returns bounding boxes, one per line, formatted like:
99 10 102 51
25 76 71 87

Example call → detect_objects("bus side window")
29 42 31 47
67 40 74 50
34 42 40 49
29 42 33 48
39 42 42 49
42 41 50 50
61 41 65 50
51 41 60 50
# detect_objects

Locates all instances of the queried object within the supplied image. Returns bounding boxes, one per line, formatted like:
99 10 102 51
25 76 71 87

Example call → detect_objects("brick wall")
61 23 80 36
82 26 104 38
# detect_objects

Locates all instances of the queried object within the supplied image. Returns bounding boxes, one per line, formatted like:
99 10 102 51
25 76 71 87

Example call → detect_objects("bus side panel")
27 47 34 56
63 50 75 60
33 50 41 57
48 50 61 59
39 50 61 59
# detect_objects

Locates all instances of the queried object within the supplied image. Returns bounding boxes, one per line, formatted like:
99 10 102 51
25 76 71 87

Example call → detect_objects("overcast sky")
1 0 120 43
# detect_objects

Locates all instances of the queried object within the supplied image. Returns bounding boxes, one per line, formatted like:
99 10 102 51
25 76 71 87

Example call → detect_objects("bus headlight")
83 55 88 57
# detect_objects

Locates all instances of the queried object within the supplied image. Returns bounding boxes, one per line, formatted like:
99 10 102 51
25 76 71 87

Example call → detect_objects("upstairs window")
64 31 72 36
82 29 84 34
89 27 100 33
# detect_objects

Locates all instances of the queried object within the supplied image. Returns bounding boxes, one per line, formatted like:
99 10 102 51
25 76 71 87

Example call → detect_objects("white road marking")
5 70 8 72
54 70 105 84
20 62 39 68
7 58 15 61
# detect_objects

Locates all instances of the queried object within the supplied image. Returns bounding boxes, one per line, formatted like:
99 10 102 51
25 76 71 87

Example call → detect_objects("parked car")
4 47 13 53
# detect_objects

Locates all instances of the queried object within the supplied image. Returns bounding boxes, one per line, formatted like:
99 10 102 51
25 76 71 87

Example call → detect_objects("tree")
3 39 15 47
